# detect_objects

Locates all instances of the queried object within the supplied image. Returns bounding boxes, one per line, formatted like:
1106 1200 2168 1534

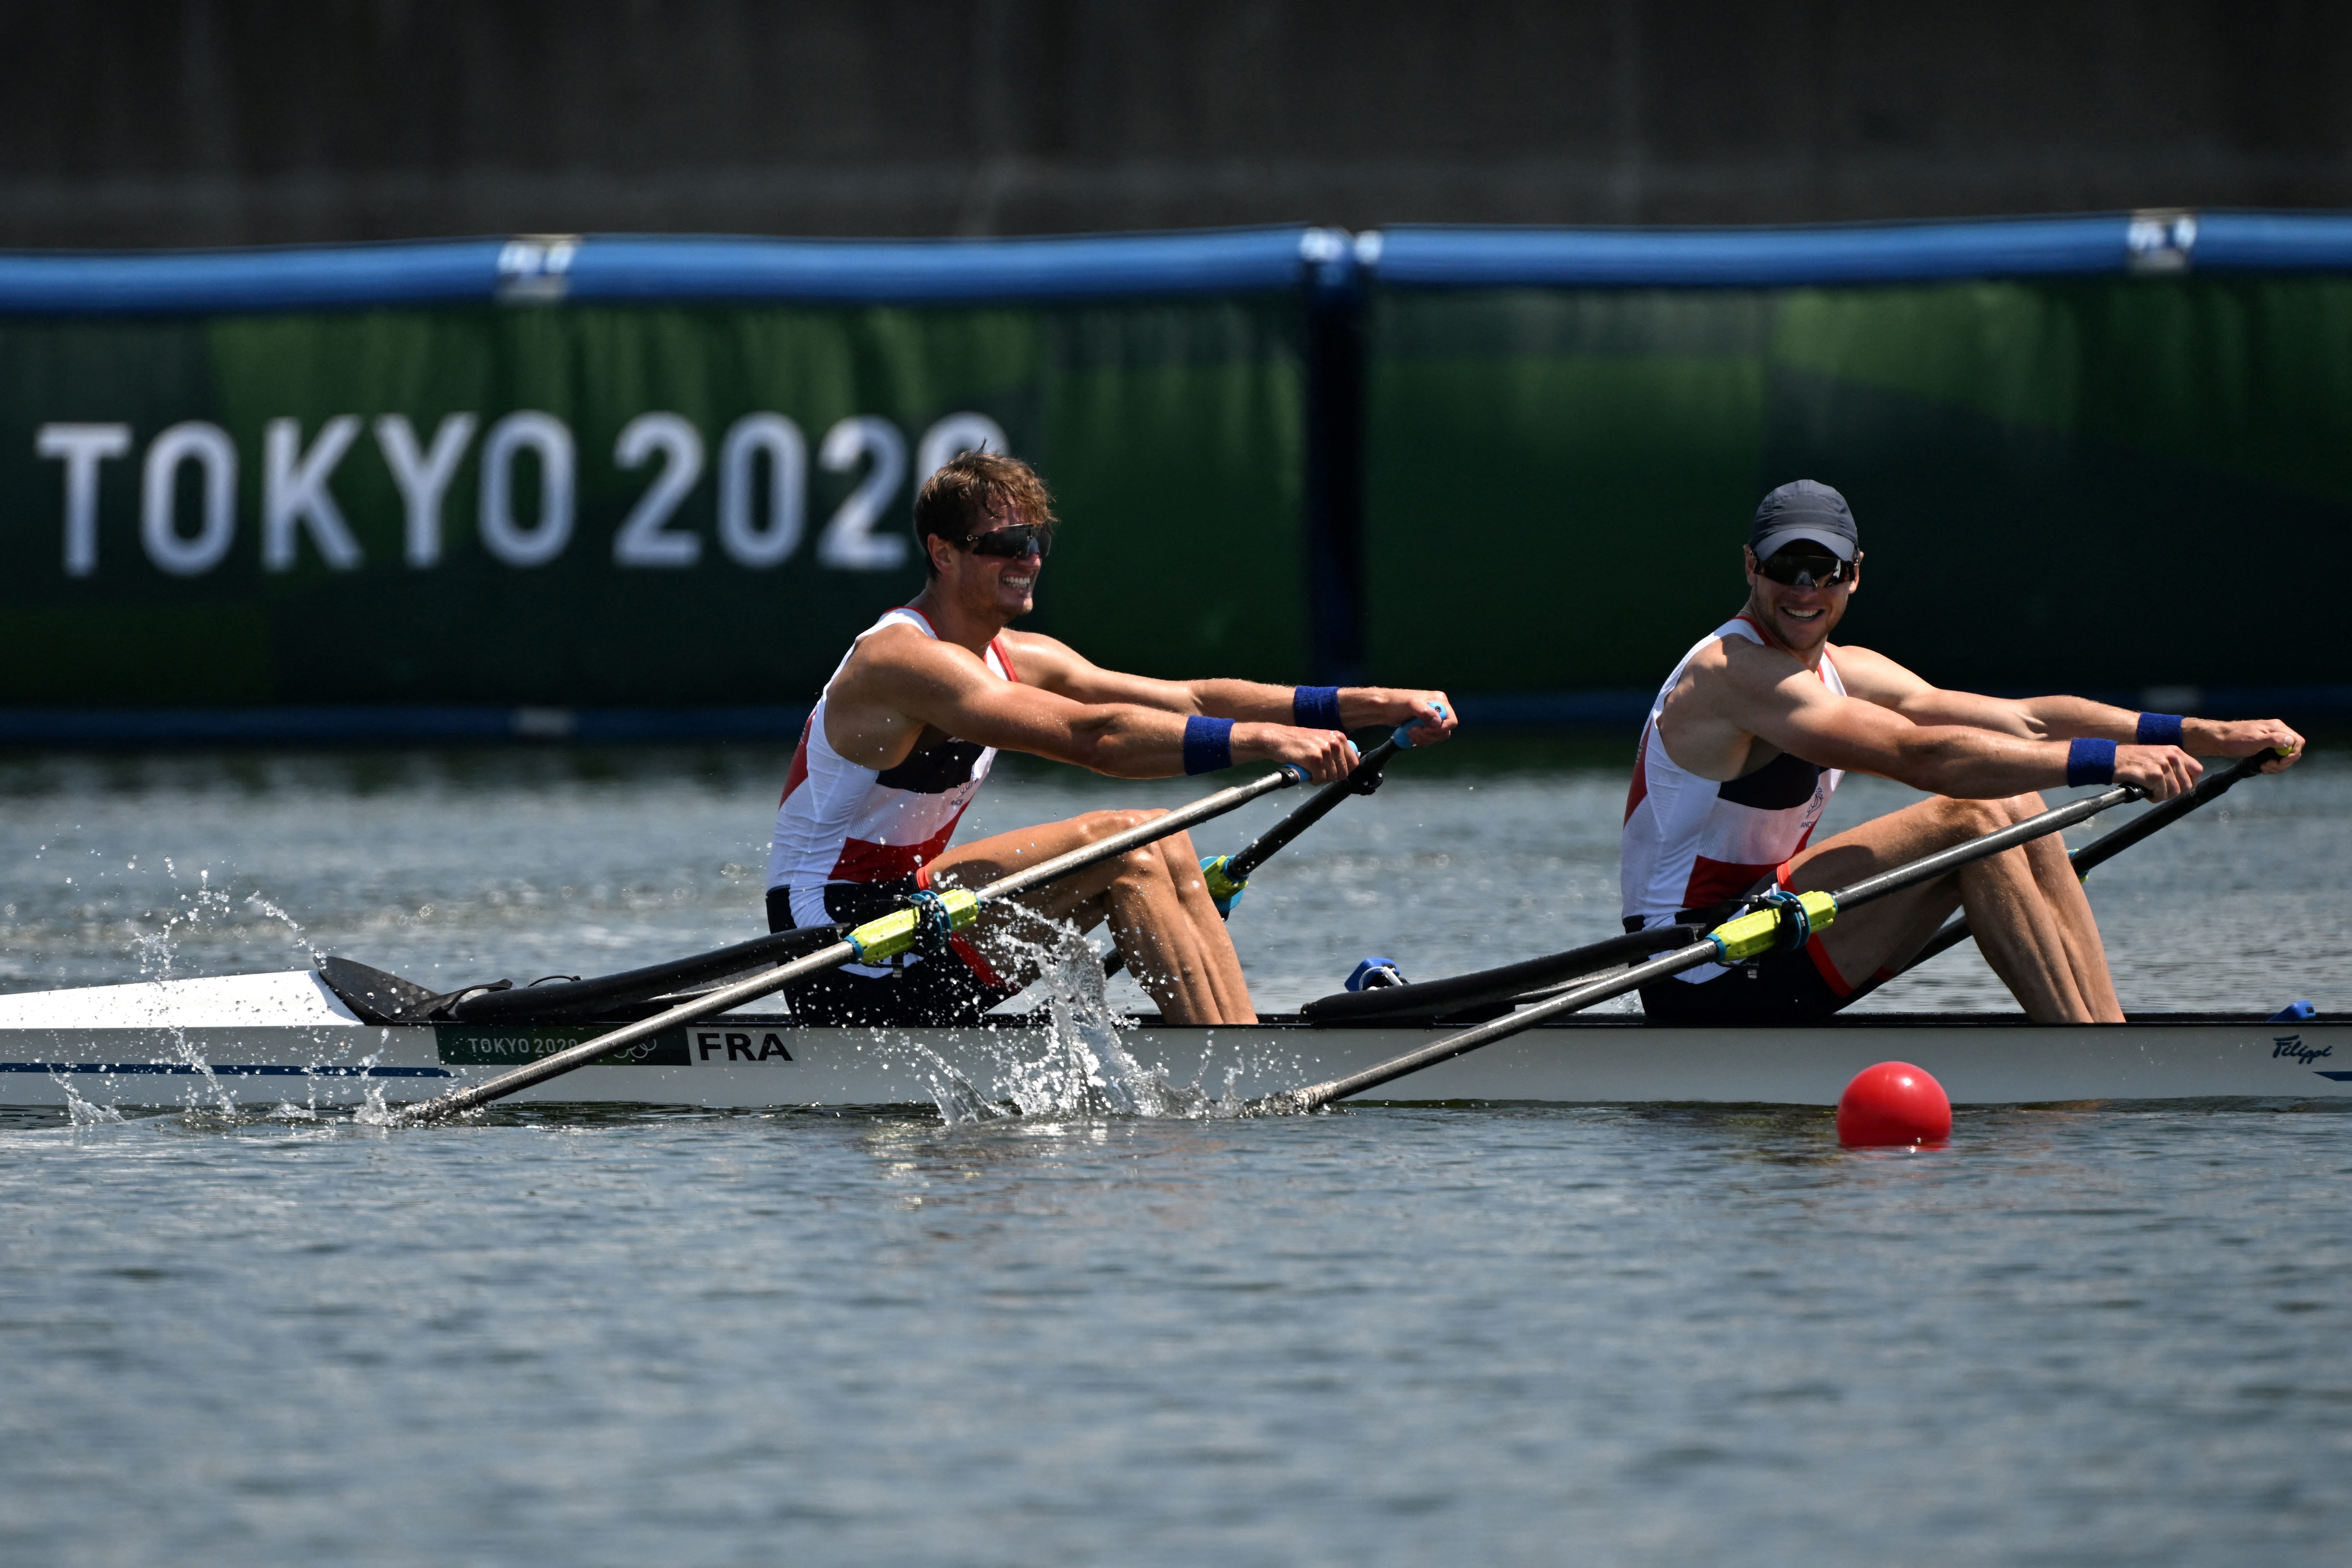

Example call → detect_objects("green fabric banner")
1366 277 2352 696
0 299 1306 706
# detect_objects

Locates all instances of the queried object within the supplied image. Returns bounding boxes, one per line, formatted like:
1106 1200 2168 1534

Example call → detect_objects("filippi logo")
2273 1034 2333 1066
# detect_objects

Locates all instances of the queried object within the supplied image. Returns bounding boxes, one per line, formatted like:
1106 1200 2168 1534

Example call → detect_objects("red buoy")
1836 1061 1952 1147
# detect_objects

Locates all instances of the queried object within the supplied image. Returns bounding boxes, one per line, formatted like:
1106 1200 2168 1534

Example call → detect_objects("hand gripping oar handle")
1265 782 2141 1113
1211 709 1436 894
392 765 1309 1125
2065 745 2282 879
1226 734 1402 883
1881 746 2288 984
1116 710 1438 973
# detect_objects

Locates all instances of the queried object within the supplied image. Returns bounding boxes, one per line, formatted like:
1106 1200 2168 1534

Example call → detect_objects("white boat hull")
0 970 2345 1112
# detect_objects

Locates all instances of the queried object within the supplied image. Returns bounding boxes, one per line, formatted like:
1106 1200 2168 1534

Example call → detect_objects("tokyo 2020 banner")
0 288 1309 710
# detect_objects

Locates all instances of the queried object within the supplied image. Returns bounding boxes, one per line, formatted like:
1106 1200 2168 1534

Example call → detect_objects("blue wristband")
2067 737 2117 786
1293 685 1345 732
1183 715 1235 775
2136 712 2184 747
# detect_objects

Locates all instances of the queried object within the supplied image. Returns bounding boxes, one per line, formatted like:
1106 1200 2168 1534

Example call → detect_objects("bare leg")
1783 793 2123 1023
923 810 1257 1025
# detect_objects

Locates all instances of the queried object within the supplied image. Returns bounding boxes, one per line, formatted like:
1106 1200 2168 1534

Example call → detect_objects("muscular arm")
1664 636 2203 800
1001 630 1457 742
824 626 1358 781
1834 644 2305 767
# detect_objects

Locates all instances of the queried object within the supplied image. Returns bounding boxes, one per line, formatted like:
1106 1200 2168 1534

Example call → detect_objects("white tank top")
1620 615 1845 982
766 606 1016 932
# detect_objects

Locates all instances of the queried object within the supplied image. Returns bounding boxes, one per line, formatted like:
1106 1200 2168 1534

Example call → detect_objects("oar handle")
1219 702 1443 884
1226 737 1399 882
2069 745 2279 880
1387 701 1447 750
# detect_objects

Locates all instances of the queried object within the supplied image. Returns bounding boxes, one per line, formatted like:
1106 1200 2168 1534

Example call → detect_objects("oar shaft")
1827 785 2135 906
1277 782 2142 1112
1282 939 1720 1109
982 767 1301 904
1104 730 1413 980
1226 737 1399 882
394 938 860 1120
396 766 1303 1124
1873 750 2280 987
2067 749 2274 879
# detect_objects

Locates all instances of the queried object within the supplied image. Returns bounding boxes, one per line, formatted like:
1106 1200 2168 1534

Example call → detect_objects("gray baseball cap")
1749 479 1859 562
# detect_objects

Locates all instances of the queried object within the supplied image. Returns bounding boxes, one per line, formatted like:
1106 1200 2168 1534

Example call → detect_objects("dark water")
3 1102 2347 1566
1 742 2348 1563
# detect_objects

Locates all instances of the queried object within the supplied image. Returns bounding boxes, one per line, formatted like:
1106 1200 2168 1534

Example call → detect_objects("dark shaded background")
6 0 2349 247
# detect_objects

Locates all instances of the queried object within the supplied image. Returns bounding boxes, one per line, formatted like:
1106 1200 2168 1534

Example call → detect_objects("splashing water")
920 914 1218 1126
47 1069 125 1127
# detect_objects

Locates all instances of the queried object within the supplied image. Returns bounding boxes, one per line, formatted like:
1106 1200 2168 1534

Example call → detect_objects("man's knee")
1931 795 2011 837
1065 809 1181 885
2001 791 2047 823
1074 807 1163 845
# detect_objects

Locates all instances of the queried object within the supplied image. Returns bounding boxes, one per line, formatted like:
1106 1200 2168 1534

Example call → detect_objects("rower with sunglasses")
766 449 1456 1028
1621 478 2301 1025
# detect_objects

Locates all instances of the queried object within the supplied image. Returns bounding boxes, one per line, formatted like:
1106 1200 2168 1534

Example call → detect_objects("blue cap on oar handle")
1392 701 1449 749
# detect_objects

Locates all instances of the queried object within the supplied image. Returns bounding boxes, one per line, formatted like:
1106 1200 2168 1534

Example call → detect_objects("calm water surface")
1 741 2347 1564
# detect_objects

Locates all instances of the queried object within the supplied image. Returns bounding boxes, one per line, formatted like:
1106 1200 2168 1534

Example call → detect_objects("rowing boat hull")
0 971 2344 1111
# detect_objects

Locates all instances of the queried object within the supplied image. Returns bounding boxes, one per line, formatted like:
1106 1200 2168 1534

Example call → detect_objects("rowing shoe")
390 763 1313 1125
1256 779 2149 1114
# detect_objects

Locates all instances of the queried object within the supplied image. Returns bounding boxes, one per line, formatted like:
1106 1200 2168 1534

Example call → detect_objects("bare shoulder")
1819 641 1926 705
1658 632 1782 780
833 622 981 701
994 628 1085 685
1709 631 1818 703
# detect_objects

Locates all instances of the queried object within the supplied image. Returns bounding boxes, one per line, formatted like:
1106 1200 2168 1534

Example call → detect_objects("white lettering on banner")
478 411 575 568
817 415 909 571
718 413 807 568
140 422 238 576
374 413 477 569
35 423 131 578
262 417 365 572
29 408 1000 578
612 413 705 568
916 412 1009 487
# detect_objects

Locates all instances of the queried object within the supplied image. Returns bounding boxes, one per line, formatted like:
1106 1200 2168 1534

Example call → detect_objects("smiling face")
927 503 1043 624
1744 543 1861 659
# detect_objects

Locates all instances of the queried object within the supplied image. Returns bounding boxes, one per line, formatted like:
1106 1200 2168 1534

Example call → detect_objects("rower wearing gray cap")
1620 479 2303 1025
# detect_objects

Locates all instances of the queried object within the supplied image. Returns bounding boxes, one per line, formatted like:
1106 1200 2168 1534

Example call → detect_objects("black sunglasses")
960 522 1053 560
1757 550 1854 588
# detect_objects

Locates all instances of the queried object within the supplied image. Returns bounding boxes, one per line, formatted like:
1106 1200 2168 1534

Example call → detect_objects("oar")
1857 746 2287 992
391 764 1310 1125
1103 714 1433 979
1260 781 2144 1113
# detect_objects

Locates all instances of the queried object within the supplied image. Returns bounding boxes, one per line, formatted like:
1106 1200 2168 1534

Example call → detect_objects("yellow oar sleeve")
846 887 981 964
1706 890 1838 964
